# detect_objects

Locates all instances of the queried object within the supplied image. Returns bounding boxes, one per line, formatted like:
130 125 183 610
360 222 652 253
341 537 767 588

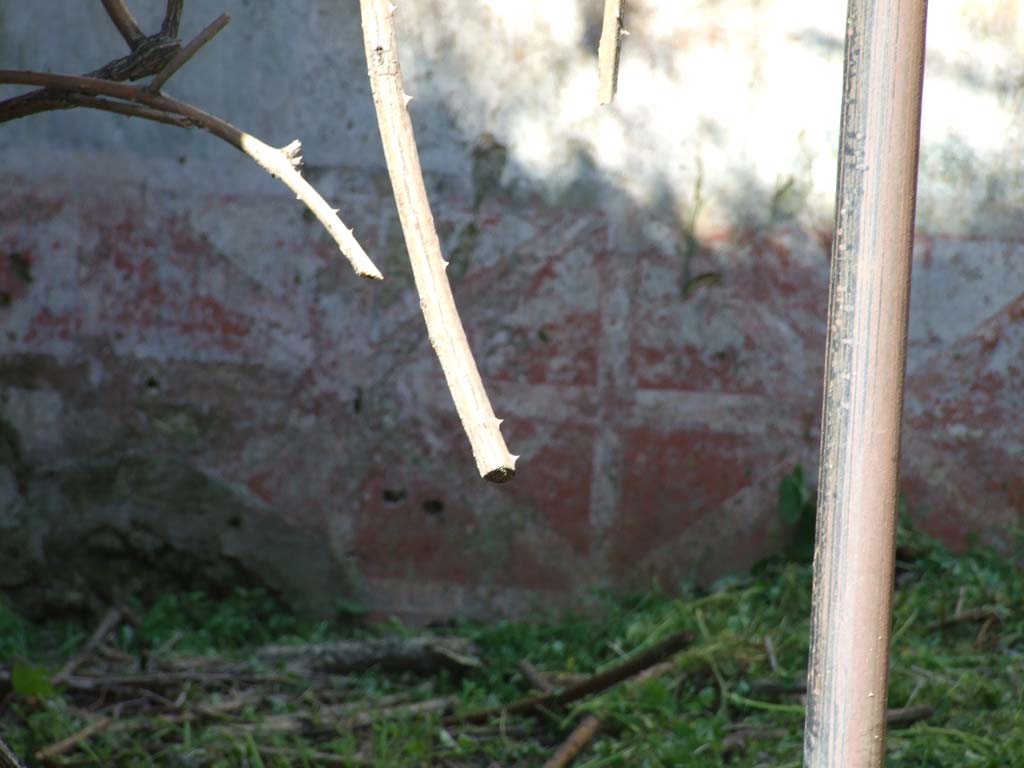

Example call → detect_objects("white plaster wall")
3 1 1022 236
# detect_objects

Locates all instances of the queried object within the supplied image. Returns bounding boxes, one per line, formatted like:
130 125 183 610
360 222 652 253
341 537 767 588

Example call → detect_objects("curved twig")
360 0 516 480
0 70 382 280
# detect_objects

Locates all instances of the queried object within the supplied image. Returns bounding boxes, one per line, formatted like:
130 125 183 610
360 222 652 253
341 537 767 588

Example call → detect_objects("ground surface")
1 518 1022 767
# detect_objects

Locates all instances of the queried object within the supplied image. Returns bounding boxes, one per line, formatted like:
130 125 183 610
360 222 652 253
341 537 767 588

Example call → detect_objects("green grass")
2 519 1022 767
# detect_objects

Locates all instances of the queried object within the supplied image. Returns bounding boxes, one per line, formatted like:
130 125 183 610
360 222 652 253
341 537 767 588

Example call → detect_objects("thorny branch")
360 0 517 481
0 5 382 281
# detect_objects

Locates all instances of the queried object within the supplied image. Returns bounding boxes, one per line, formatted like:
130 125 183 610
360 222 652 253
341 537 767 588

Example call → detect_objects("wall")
0 0 1021 619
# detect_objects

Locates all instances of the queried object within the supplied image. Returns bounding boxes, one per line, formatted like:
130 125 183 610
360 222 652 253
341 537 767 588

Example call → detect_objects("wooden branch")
161 0 185 39
0 70 383 280
885 705 932 728
231 696 454 736
543 714 602 768
445 630 692 725
55 607 123 682
597 0 624 105
257 636 481 675
2 27 180 123
929 606 1007 631
64 93 196 127
34 718 111 762
360 0 517 481
0 737 27 768
101 0 144 49
90 33 181 82
519 660 555 692
149 13 231 93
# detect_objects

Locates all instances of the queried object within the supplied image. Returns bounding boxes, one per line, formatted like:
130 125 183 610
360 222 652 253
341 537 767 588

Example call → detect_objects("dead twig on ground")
519 660 555 693
885 705 933 728
34 718 111 762
257 635 481 675
520 658 602 768
543 714 602 768
230 695 455 736
0 737 27 768
929 605 1008 631
54 607 124 683
446 630 693 726
597 0 625 105
0 5 381 281
257 746 374 766
359 0 517 481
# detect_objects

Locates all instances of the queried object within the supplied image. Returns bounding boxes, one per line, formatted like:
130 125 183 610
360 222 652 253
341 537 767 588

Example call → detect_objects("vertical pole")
803 1 927 766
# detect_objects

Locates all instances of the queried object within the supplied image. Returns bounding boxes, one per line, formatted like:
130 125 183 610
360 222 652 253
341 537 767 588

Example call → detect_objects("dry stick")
0 737 28 768
100 0 144 48
34 717 111 762
522 660 603 768
519 660 555 693
149 12 231 93
231 696 455 736
64 93 195 127
597 0 624 105
0 25 179 123
0 70 383 281
929 606 1007 630
359 0 516 481
544 715 603 768
540 658 676 768
55 607 124 682
446 630 693 726
257 747 373 766
885 706 932 728
257 635 481 675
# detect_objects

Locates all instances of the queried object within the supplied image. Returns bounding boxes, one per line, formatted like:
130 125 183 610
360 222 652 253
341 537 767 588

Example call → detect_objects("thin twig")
55 607 124 682
231 696 454 736
65 93 196 127
748 678 807 696
543 714 602 768
360 0 516 481
257 635 481 675
34 717 111 762
149 13 231 93
519 660 555 693
764 635 779 673
597 0 624 105
886 705 933 727
0 737 28 768
0 70 382 280
257 747 374 766
445 630 692 725
59 670 290 690
101 0 144 48
930 605 1007 631
161 0 185 38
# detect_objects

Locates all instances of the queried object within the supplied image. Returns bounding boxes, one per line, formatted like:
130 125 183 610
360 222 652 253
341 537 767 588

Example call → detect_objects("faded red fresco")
1 167 1021 619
